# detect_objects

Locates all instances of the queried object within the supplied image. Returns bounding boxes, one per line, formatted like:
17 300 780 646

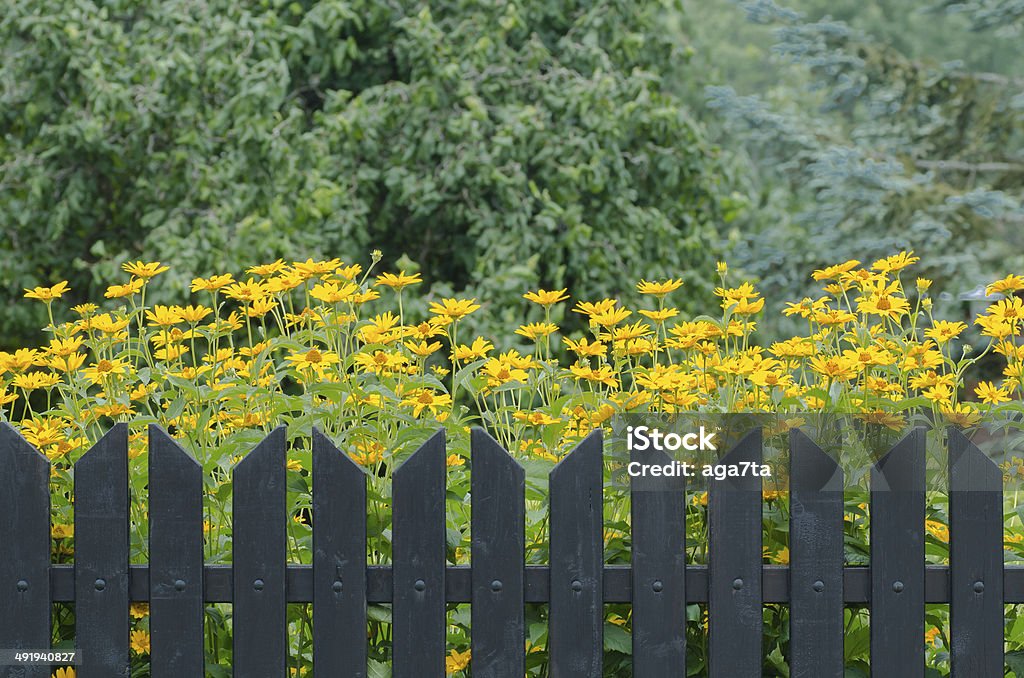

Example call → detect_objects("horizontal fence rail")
36 563 1024 603
0 421 1013 676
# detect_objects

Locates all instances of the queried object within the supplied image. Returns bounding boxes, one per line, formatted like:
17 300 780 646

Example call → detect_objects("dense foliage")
1 0 724 349
687 0 1024 339
7 252 1024 675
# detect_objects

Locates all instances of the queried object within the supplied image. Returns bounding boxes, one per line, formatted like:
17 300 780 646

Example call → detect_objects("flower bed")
4 251 1024 676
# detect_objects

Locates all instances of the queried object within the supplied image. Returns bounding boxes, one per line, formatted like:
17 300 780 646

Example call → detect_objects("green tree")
683 0 1024 337
1 0 725 348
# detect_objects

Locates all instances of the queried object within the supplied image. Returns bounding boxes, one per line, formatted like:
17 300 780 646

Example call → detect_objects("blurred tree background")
2 0 1023 348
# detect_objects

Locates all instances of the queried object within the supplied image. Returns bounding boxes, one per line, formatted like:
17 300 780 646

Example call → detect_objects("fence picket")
74 423 130 678
312 428 368 677
708 428 763 678
0 423 51 678
630 445 686 676
148 426 204 677
233 426 287 677
549 430 604 678
948 427 1003 677
470 428 525 678
789 428 844 678
393 429 447 678
870 427 925 678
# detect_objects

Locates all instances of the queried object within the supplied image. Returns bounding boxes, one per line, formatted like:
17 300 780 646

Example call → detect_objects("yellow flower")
1 348 44 373
925 626 941 647
808 355 858 382
375 270 423 291
983 297 1024 326
446 454 465 468
145 305 183 327
856 294 910 321
481 358 528 387
350 289 381 305
350 441 385 466
123 261 169 279
453 337 494 361
82 359 129 384
44 337 84 357
638 308 679 322
812 260 860 281
335 263 364 281
512 411 562 426
401 389 453 417
636 278 684 296
941 403 981 427
716 261 728 275
190 274 235 292
24 280 70 302
174 304 214 324
51 524 74 539
523 288 569 306
12 372 61 391
130 602 150 619
782 297 829 318
573 299 617 317
925 520 949 543
291 258 341 279
871 251 919 273
246 297 277 318
352 350 409 376
53 668 76 678
429 298 481 320
130 629 151 654
224 279 269 303
563 336 607 358
569 364 619 388
446 649 471 674
405 340 442 357
0 388 19 406
286 348 341 373
975 380 1011 405
104 278 145 299
812 308 857 326
987 274 1024 296
71 303 98 316
590 306 631 327
247 260 287 276
515 322 559 340
310 281 359 304
916 278 932 292
48 352 86 373
924 320 967 344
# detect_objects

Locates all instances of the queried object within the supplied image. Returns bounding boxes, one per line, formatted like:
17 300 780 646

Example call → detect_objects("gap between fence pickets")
43 563 1024 603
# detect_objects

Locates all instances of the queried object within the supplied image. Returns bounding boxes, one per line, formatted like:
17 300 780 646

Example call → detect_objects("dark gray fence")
0 422 1013 677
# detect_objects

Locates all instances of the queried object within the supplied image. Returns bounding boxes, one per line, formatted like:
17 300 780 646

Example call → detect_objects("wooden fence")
0 421 1014 677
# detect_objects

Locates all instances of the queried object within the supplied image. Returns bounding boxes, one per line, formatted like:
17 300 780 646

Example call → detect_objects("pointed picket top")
148 424 201 472
871 427 926 493
947 427 1001 492
0 420 50 469
471 426 524 475
235 424 287 474
394 427 446 479
550 427 602 481
312 427 367 477
76 422 129 471
790 428 842 493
